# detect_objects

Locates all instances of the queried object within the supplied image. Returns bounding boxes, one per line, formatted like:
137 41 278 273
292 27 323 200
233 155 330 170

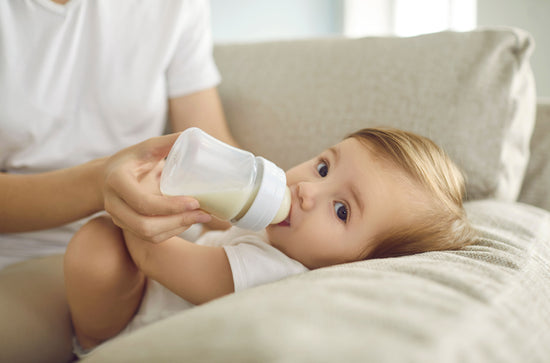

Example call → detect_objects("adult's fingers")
144 223 204 244
138 133 182 161
104 132 184 216
105 166 196 217
112 211 211 244
107 195 211 243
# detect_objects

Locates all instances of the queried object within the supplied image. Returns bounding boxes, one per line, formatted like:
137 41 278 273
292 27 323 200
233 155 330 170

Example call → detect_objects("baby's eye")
316 161 328 177
334 202 348 222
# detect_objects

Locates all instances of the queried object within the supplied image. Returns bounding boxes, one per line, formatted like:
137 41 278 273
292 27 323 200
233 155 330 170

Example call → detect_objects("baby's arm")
123 231 234 305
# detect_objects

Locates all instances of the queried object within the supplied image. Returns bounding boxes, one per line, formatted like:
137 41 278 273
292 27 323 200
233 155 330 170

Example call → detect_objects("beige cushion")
83 200 550 362
215 27 536 201
519 99 550 211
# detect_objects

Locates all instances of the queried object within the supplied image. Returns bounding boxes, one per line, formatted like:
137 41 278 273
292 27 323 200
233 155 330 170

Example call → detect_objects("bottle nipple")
270 187 291 224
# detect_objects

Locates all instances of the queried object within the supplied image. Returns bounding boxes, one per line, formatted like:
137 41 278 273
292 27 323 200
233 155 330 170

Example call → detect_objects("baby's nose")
297 182 317 210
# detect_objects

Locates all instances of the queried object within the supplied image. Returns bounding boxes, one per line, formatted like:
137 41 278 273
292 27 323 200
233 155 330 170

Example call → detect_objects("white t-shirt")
0 0 221 269
121 227 308 334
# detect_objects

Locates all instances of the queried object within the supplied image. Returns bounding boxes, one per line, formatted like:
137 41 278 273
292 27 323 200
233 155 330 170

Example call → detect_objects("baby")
64 127 476 356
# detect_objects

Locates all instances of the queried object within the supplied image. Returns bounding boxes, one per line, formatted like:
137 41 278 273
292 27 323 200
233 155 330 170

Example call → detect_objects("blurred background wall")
210 0 549 97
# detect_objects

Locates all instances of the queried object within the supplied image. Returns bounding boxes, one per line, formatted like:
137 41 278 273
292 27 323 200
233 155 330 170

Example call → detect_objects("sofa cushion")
82 200 550 362
215 28 536 201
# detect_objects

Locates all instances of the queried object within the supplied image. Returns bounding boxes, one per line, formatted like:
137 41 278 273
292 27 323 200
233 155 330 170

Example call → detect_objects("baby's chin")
265 224 275 241
264 225 284 248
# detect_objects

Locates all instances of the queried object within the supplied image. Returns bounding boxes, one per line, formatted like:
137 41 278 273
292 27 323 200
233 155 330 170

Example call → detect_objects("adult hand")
102 133 212 243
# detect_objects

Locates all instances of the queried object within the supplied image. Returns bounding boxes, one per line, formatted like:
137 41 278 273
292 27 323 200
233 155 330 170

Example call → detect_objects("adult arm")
0 88 236 236
0 134 211 242
0 159 105 233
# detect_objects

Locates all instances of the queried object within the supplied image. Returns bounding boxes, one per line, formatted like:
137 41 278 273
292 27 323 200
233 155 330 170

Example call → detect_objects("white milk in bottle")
160 128 291 231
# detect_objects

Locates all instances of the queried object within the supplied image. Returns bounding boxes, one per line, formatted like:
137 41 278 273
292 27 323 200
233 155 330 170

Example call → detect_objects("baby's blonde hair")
348 127 477 259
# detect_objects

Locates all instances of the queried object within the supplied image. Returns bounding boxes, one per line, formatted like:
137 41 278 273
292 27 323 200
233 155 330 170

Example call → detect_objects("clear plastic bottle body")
160 128 290 230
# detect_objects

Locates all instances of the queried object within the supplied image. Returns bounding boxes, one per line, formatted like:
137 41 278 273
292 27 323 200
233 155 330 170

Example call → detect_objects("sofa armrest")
518 99 550 211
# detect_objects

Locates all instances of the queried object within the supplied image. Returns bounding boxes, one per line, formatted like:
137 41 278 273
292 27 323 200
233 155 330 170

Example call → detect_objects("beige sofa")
1 27 550 363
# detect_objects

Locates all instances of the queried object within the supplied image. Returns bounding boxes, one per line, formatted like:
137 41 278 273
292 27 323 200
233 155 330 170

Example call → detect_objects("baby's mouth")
277 207 292 227
278 217 290 227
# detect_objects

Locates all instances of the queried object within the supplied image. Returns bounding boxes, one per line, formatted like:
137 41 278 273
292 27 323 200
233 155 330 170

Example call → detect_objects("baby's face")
266 138 424 269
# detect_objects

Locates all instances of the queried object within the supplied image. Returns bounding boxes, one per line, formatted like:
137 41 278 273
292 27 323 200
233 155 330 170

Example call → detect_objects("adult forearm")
0 158 105 233
0 133 207 239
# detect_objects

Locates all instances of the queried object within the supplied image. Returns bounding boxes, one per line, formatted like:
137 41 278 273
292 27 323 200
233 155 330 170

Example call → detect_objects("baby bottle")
160 127 291 231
